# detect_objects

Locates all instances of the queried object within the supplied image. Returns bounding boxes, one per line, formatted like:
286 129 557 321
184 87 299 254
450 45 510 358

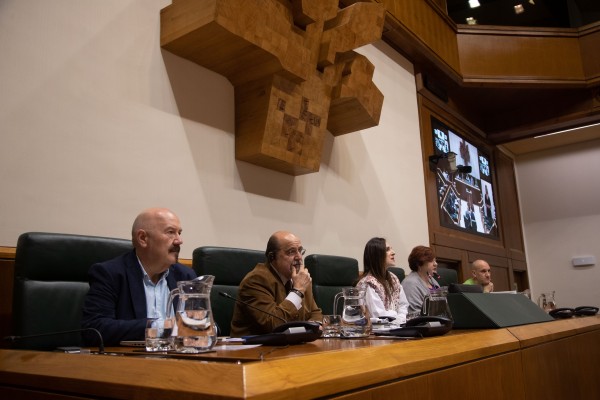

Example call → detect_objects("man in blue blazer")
82 208 196 346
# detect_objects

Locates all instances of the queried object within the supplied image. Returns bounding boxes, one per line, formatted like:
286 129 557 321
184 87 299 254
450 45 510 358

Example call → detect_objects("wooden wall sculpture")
161 0 385 175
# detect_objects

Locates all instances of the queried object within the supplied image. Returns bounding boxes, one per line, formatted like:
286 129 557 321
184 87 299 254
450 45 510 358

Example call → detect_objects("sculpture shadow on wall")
161 49 234 134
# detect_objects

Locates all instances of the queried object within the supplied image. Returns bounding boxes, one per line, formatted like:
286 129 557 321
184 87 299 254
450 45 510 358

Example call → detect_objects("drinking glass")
145 318 173 352
322 315 341 338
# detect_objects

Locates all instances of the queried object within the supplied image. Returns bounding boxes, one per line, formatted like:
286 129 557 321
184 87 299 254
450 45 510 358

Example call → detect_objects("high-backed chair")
11 232 132 349
192 246 264 336
304 254 359 315
436 267 458 287
388 267 406 283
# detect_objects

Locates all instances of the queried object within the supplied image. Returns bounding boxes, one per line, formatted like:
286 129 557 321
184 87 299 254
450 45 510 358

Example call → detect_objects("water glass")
322 315 341 338
145 318 173 352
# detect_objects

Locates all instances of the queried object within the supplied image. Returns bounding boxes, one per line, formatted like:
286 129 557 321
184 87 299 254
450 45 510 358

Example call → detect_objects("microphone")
4 328 105 353
218 291 321 345
219 291 287 324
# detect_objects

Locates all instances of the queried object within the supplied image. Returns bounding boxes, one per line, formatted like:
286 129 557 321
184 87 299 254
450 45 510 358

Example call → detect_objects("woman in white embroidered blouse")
356 237 409 324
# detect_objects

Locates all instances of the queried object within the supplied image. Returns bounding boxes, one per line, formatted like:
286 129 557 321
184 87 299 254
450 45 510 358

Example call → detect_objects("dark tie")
285 280 293 294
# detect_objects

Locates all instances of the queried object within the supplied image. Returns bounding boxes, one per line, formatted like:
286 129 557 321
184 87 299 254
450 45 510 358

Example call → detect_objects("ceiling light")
469 0 480 8
466 17 478 25
529 0 535 4
514 4 525 14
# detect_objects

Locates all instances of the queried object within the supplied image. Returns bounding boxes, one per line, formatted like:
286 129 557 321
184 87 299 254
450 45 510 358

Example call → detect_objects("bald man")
463 259 494 293
82 208 196 346
230 231 322 337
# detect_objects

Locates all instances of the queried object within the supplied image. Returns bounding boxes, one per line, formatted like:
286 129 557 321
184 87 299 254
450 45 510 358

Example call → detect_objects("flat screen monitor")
431 117 499 239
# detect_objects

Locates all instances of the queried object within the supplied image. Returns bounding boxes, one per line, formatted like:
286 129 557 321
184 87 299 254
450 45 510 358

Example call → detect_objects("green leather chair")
192 246 264 336
11 232 132 350
304 254 359 316
388 267 406 282
436 267 458 287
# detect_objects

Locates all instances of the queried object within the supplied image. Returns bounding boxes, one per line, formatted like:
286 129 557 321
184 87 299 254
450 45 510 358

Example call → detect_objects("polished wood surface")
507 314 600 347
2 318 599 399
520 328 600 399
510 317 600 400
0 249 16 346
337 352 525 400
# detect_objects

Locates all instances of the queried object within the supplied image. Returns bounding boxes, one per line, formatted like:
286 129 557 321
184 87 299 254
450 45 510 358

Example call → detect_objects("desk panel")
333 352 525 400
1 318 599 399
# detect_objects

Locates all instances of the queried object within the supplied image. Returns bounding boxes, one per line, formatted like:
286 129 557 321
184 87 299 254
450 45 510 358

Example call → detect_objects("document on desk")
214 344 262 351
216 337 262 350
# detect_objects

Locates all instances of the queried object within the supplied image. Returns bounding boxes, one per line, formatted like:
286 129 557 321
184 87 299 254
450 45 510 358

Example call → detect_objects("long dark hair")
363 237 394 300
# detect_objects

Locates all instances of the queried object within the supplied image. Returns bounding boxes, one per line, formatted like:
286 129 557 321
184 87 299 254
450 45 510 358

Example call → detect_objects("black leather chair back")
388 267 406 283
192 246 264 336
304 254 359 315
437 267 458 287
12 232 132 349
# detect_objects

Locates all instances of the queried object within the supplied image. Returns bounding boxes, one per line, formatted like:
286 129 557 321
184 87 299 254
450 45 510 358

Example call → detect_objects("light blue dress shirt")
137 257 172 319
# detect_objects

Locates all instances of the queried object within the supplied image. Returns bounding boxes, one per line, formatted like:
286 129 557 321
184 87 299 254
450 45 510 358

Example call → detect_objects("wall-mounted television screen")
431 117 499 239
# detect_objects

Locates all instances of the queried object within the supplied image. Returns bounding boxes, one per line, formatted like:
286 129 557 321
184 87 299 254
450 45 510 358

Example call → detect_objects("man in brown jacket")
230 231 322 337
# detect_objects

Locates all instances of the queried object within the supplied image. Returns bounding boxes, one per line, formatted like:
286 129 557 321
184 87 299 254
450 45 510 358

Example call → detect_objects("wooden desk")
1 318 599 399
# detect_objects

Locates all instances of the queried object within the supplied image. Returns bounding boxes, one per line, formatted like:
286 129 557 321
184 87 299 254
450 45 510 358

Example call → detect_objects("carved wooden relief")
161 0 384 175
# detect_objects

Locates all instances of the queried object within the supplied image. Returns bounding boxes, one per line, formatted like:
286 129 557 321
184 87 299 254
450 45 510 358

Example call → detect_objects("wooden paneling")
520 330 600 399
457 28 585 85
0 248 16 346
494 149 526 261
508 315 600 347
379 0 600 143
417 93 528 290
0 260 14 345
513 318 600 397
0 329 522 400
575 22 600 84
379 0 461 77
2 318 599 399
332 352 525 400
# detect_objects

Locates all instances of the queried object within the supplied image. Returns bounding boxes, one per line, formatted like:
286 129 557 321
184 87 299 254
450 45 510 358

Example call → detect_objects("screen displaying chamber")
432 117 499 238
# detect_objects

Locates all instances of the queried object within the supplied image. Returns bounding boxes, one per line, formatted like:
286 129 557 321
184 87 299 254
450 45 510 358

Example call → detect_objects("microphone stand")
219 291 287 324
218 292 321 345
4 328 105 353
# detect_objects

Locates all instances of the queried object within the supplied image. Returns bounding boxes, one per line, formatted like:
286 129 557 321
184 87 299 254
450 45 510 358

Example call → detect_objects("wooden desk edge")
507 315 600 348
0 247 16 259
0 329 519 400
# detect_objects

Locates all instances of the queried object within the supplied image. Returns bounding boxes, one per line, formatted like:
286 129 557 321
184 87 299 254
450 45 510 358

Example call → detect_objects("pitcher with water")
421 286 452 320
167 275 217 353
333 287 371 337
538 291 557 312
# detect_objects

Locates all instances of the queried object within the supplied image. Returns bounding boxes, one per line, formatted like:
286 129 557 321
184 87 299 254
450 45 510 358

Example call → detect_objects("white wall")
0 0 429 267
515 139 600 308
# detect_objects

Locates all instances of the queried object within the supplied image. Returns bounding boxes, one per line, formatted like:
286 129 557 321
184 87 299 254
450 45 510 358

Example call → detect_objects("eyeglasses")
282 247 306 257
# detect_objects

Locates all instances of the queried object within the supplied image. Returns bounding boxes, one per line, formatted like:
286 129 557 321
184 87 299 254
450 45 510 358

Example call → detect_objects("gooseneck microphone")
219 291 287 324
218 291 321 345
4 328 105 353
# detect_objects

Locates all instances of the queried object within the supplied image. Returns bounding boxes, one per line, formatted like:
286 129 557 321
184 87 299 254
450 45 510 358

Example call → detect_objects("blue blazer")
81 250 196 346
